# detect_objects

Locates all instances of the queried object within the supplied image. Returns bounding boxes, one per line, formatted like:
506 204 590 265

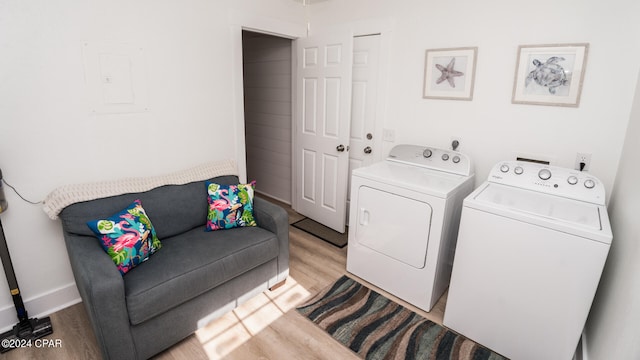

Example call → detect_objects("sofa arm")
253 197 289 283
63 234 137 359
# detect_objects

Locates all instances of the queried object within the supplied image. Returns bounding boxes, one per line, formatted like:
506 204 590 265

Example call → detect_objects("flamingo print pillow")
206 181 257 231
87 200 162 276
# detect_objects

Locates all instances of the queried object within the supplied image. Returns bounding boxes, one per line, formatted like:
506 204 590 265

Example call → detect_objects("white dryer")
346 144 474 312
444 161 613 360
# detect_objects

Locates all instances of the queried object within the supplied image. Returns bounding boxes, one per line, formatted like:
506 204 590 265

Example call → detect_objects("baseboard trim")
0 282 80 333
255 190 291 206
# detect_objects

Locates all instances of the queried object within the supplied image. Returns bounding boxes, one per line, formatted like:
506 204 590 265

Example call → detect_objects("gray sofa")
57 175 289 359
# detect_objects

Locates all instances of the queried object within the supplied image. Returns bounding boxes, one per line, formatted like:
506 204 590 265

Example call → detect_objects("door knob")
336 144 345 152
364 146 372 154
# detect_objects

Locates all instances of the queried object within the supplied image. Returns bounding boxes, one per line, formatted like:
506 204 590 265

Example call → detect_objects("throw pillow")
87 199 162 276
206 181 257 231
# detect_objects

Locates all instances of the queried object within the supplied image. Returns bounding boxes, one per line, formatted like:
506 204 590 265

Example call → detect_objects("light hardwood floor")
6 197 447 360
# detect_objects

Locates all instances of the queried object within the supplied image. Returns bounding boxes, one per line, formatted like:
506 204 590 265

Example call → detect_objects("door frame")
230 11 307 183
291 18 393 214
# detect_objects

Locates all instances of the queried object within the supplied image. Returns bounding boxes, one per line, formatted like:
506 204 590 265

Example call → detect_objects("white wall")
243 32 293 204
583 74 640 360
0 0 305 330
309 0 640 194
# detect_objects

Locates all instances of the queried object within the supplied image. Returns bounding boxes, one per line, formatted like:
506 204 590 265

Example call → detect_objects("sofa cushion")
59 175 240 239
87 200 162 276
123 225 279 325
205 181 257 231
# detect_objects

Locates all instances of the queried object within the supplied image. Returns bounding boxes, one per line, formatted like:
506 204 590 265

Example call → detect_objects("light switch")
383 128 395 142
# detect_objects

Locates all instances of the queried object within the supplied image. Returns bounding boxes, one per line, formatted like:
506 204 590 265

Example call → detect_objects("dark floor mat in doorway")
291 217 348 248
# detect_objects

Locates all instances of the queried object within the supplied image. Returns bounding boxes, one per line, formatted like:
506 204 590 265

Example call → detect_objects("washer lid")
352 161 473 198
468 183 612 244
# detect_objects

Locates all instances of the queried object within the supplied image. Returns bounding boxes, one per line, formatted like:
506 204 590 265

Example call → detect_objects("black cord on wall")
2 179 42 205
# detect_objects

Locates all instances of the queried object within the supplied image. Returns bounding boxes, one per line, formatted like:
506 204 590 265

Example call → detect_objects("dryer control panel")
489 161 605 205
387 144 473 176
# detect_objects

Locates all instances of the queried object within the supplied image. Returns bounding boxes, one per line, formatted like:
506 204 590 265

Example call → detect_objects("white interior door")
348 35 381 209
349 35 381 170
294 30 353 233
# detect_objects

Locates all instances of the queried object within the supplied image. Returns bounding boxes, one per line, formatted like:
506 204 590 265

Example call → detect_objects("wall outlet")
575 153 591 171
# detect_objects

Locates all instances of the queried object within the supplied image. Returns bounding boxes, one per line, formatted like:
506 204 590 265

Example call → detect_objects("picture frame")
423 47 477 101
512 43 589 107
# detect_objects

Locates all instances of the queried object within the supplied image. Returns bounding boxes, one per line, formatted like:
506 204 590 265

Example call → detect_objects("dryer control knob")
538 169 552 180
584 179 596 189
442 154 449 161
567 176 579 185
500 164 510 173
514 166 524 175
452 155 461 163
423 149 433 158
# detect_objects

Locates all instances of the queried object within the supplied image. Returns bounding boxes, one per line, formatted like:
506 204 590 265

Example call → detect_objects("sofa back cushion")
59 175 240 239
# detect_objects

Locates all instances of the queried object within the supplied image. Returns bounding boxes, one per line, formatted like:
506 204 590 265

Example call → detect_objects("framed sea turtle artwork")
512 43 589 107
423 47 478 100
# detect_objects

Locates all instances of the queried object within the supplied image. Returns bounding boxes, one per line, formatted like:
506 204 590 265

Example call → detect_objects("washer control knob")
452 155 461 163
423 149 433 158
567 176 579 185
442 153 450 161
538 169 552 180
514 166 524 175
584 179 596 189
500 164 510 173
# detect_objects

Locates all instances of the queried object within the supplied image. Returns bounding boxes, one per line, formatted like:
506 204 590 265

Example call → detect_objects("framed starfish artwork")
512 43 589 107
423 47 477 100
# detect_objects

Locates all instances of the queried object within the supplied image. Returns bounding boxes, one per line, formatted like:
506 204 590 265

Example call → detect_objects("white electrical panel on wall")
83 42 149 114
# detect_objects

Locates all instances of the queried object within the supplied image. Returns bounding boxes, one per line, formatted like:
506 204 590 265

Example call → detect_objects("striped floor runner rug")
296 276 508 360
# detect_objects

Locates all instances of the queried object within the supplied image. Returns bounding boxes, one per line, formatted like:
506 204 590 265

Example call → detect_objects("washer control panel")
489 161 605 205
387 144 473 176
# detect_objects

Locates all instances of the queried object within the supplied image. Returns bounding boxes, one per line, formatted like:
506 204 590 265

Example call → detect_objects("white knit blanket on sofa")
43 159 238 220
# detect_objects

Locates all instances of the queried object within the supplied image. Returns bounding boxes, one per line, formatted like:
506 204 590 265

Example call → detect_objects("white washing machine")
346 144 474 312
443 161 613 360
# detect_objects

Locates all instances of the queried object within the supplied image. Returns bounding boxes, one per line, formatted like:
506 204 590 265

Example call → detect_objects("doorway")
241 29 385 231
242 31 294 204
